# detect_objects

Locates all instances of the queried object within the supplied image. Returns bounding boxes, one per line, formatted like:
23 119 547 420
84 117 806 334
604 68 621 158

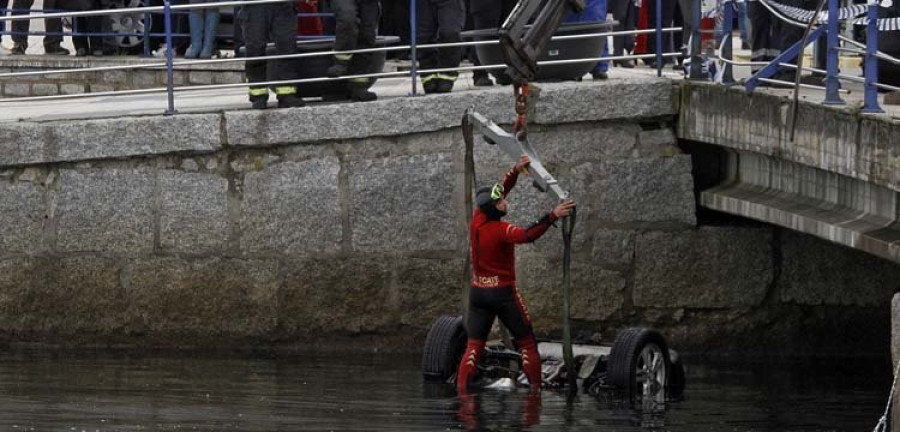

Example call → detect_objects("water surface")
0 348 890 431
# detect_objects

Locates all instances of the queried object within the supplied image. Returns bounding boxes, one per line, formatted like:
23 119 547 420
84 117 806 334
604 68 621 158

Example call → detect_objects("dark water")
0 348 891 431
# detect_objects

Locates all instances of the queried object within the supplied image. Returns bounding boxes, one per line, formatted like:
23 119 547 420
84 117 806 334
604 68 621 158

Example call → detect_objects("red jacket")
470 169 558 289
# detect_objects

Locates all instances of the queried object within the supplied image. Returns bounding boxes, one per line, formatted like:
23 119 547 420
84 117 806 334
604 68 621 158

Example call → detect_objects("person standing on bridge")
240 0 305 109
456 155 577 393
415 0 464 93
326 0 380 101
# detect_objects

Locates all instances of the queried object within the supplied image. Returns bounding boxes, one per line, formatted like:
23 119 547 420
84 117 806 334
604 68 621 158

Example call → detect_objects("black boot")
251 96 268 110
277 94 305 108
349 85 377 102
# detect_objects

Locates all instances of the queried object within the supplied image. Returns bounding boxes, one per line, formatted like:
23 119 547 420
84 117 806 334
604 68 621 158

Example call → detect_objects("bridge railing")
712 0 897 113
0 0 893 115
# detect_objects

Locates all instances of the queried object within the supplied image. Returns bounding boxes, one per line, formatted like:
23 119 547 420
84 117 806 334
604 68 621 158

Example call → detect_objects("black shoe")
613 59 635 68
11 44 25 55
423 80 438 94
473 74 494 87
591 71 608 80
44 46 70 55
251 97 268 110
435 79 454 93
349 86 377 102
75 47 88 57
494 72 513 86
326 60 349 78
277 94 305 108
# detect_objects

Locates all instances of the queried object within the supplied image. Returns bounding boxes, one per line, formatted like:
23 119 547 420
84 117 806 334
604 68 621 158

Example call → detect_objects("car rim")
110 0 149 49
634 343 666 403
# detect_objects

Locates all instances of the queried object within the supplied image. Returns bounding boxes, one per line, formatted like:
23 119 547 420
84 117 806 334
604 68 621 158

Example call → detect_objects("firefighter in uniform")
327 0 380 101
416 0 465 93
240 0 305 109
456 155 577 392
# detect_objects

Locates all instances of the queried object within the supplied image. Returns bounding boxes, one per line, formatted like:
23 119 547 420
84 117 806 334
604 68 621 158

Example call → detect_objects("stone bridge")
0 74 897 356
679 83 900 264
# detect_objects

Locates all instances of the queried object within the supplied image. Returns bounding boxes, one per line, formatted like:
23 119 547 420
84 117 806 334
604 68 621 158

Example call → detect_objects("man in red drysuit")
456 155 577 392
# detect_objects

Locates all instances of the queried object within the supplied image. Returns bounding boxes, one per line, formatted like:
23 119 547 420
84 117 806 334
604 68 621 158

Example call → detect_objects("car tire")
607 327 671 402
422 315 466 382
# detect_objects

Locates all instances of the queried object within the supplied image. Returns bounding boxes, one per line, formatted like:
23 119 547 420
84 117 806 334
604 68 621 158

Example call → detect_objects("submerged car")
422 316 686 402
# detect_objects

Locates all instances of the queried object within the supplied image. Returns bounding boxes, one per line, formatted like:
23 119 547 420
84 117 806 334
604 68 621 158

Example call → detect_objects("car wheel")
422 315 466 382
608 327 670 403
109 0 151 54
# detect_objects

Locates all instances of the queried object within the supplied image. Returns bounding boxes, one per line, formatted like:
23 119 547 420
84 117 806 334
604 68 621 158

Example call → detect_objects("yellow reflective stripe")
420 74 437 84
248 88 268 96
274 86 296 95
435 73 458 82
335 53 353 61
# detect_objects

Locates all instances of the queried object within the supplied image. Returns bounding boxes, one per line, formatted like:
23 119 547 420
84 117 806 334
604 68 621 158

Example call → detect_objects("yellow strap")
420 74 437 84
248 88 268 96
274 86 297 95
335 53 353 61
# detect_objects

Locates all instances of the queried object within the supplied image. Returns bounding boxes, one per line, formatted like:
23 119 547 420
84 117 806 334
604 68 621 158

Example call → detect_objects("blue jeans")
564 0 610 73
715 0 748 45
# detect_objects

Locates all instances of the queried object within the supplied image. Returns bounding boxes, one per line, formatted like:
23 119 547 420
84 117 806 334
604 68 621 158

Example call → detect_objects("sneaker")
251 97 268 110
44 46 70 55
591 71 608 80
473 74 494 87
11 44 25 55
277 94 305 108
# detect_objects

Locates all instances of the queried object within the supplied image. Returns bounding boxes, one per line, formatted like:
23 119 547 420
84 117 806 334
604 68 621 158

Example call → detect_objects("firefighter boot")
251 96 268 110
277 94 305 108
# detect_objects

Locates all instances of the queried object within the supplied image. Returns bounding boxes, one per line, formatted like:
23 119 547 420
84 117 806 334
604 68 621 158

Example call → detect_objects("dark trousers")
609 0 636 55
748 0 779 72
69 0 114 53
645 0 675 63
12 0 62 48
332 0 379 52
332 0 379 73
416 0 464 78
468 0 516 79
381 0 410 45
241 2 298 97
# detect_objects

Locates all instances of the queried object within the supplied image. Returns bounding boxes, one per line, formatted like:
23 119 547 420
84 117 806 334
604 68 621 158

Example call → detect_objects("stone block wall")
0 77 896 353
0 57 244 97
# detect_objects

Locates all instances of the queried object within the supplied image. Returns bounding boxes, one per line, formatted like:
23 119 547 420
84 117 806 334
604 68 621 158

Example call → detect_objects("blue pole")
409 0 418 95
722 0 735 84
862 2 883 113
655 0 662 76
164 0 176 115
823 0 843 105
143 11 151 57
